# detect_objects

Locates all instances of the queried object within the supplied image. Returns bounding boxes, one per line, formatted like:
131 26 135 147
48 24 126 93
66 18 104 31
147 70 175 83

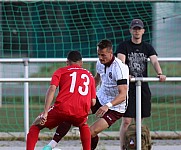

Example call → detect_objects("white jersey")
96 57 129 113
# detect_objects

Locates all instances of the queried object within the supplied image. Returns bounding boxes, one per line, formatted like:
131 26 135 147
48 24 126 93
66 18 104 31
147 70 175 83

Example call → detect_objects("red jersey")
50 64 96 118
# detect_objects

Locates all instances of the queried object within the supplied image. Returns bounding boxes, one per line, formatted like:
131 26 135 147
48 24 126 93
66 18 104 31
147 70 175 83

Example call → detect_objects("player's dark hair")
67 50 82 62
97 39 112 51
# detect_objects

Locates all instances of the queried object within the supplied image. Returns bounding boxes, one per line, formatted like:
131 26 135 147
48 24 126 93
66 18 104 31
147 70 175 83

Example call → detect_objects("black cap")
130 19 144 29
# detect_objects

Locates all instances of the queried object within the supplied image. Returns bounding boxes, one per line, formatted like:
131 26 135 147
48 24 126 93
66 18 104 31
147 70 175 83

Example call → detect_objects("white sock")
48 140 58 148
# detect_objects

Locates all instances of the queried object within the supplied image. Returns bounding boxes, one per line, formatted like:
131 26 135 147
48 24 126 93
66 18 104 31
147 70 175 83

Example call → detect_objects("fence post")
136 80 142 150
0 3 2 108
24 59 29 140
0 63 2 107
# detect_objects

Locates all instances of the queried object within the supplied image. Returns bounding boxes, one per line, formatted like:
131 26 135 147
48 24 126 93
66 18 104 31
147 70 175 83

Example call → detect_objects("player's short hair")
67 50 82 62
97 39 113 51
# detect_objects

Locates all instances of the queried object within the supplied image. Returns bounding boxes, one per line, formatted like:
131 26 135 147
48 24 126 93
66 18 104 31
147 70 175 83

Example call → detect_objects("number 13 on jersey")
69 72 90 96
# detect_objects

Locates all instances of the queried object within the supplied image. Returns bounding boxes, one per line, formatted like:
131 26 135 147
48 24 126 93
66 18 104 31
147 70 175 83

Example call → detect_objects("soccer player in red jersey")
26 50 96 150
42 39 129 150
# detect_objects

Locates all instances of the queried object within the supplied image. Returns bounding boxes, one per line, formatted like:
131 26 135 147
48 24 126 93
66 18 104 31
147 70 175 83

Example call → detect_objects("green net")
0 1 181 136
1 0 180 58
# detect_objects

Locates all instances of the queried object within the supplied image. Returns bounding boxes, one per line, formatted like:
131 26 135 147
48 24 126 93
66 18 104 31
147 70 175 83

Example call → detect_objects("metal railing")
0 58 181 150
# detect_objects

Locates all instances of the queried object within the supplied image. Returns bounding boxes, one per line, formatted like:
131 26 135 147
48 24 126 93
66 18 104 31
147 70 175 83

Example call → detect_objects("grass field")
0 101 181 132
0 61 180 133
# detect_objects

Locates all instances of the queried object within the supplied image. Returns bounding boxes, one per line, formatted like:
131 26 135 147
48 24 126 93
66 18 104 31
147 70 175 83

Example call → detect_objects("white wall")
152 2 181 57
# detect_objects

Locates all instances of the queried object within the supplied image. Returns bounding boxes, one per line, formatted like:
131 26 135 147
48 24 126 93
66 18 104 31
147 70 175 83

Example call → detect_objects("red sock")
26 125 40 150
79 124 91 150
91 135 99 150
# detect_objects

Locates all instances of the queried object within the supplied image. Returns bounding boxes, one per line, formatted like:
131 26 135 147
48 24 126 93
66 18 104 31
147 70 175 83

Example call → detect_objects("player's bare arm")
32 85 57 126
91 98 96 106
95 84 128 117
117 53 126 63
88 98 97 115
41 85 56 124
111 84 128 106
94 72 101 87
149 55 166 82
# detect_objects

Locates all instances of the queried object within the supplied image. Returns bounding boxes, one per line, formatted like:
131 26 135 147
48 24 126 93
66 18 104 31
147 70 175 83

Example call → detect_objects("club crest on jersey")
109 72 112 79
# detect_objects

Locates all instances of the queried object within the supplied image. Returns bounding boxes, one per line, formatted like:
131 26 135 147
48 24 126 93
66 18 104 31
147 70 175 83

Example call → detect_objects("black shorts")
91 97 123 127
124 82 151 118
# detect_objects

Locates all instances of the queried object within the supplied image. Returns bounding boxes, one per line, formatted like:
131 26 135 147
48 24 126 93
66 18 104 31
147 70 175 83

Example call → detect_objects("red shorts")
40 106 88 129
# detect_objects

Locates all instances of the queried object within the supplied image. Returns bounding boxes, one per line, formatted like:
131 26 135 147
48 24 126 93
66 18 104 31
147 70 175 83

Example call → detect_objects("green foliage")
1 98 181 132
148 62 181 77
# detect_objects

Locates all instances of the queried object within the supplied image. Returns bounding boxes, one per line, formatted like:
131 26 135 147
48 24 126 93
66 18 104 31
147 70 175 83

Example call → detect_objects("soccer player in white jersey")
90 39 129 149
42 39 129 150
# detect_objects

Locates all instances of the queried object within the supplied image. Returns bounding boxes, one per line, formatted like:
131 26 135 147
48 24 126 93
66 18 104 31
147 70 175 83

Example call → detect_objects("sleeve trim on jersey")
117 79 127 85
